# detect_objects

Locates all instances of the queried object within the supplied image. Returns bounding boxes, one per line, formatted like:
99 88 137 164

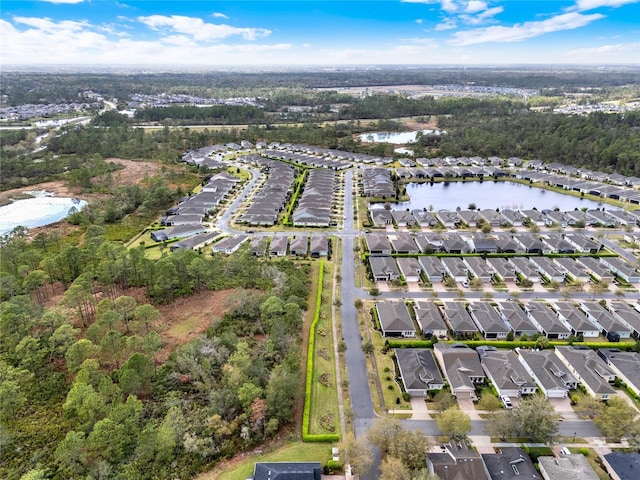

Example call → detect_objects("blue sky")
1 0 639 66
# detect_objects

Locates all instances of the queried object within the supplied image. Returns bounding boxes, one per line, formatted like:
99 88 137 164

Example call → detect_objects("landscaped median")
303 261 340 442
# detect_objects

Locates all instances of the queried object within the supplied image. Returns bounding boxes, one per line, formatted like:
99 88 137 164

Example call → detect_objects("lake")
359 129 443 144
0 192 87 235
372 181 618 211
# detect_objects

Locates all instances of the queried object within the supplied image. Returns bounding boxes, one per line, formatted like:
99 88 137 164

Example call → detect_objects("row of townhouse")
376 298 640 343
262 149 351 170
238 157 296 226
361 168 395 198
370 205 640 229
368 251 638 288
292 168 336 227
248 235 329 258
364 232 604 255
398 341 638 404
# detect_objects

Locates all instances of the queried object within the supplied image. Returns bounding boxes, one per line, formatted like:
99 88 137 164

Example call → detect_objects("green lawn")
308 261 341 436
211 442 331 480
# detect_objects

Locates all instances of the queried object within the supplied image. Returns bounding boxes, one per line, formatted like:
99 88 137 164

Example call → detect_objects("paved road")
341 170 375 420
215 163 262 235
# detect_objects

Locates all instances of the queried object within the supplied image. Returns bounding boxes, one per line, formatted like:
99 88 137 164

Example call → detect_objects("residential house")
395 348 445 396
479 209 504 228
541 234 576 254
514 233 546 254
509 257 540 283
586 209 616 227
412 209 439 228
289 236 309 256
249 236 268 256
369 256 401 282
428 440 490 480
250 462 321 480
436 210 461 229
480 349 537 398
551 301 600 338
468 302 511 340
150 224 206 242
520 209 546 226
518 349 578 398
575 257 615 283
375 301 416 337
552 257 590 283
414 233 443 253
554 346 616 400
530 257 565 283
365 234 392 255
543 210 569 228
487 258 517 283
212 235 248 254
309 235 329 258
494 234 523 254
599 257 640 284
391 209 416 227
524 302 571 339
370 209 394 228
463 257 493 283
389 232 420 254
414 301 448 339
598 349 640 397
498 301 540 337
418 256 445 283
441 234 470 254
482 447 541 480
441 257 469 283
433 343 486 399
470 234 498 254
564 233 602 254
170 231 219 251
603 450 640 480
269 236 289 257
457 209 482 227
609 301 640 337
442 302 479 339
538 455 598 480
580 300 633 340
396 257 422 283
500 209 526 227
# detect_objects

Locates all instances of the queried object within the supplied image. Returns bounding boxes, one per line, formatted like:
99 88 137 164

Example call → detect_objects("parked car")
500 395 513 409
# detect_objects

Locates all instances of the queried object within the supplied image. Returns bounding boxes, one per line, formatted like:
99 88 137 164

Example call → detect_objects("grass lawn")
308 261 341 437
208 442 331 480
364 302 411 412
167 316 202 338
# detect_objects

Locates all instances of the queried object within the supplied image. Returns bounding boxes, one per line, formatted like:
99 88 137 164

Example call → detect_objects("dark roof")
604 451 640 480
482 447 541 480
252 462 321 480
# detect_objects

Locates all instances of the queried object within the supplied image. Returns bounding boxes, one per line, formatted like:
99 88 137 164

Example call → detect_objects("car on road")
500 395 513 409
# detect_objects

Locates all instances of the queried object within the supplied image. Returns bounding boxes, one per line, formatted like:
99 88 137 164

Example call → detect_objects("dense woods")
0 227 311 479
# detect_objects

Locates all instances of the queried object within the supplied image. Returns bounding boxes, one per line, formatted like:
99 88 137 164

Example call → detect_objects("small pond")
371 181 619 212
359 129 443 144
0 192 87 235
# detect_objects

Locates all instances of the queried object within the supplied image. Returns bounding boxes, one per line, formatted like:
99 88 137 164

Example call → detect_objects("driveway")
457 397 482 420
548 396 579 419
411 397 431 420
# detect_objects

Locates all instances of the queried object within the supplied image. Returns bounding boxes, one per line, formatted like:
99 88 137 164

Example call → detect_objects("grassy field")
308 260 341 436
209 442 331 480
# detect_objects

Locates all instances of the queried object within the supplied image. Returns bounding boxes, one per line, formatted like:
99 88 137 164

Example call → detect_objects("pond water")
0 192 87 235
359 129 443 144
371 181 618 211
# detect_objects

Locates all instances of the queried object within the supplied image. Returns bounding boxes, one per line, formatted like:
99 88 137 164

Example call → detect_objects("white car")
500 395 513 409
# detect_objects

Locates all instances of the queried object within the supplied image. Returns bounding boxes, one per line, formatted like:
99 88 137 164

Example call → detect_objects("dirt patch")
153 289 234 362
0 158 161 205
404 117 439 130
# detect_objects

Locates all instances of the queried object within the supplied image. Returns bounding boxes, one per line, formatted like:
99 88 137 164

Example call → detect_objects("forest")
0 226 312 479
2 67 639 105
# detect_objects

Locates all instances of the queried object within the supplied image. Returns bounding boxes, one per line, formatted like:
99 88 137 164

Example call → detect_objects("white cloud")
566 41 640 57
435 18 458 30
212 12 229 19
0 16 292 65
450 11 605 45
137 15 271 41
465 1 488 13
441 0 460 13
459 5 503 25
41 0 85 4
573 0 639 11
416 18 424 24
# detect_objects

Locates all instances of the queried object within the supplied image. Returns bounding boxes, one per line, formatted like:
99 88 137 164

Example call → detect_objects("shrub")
578 447 590 456
326 459 344 472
